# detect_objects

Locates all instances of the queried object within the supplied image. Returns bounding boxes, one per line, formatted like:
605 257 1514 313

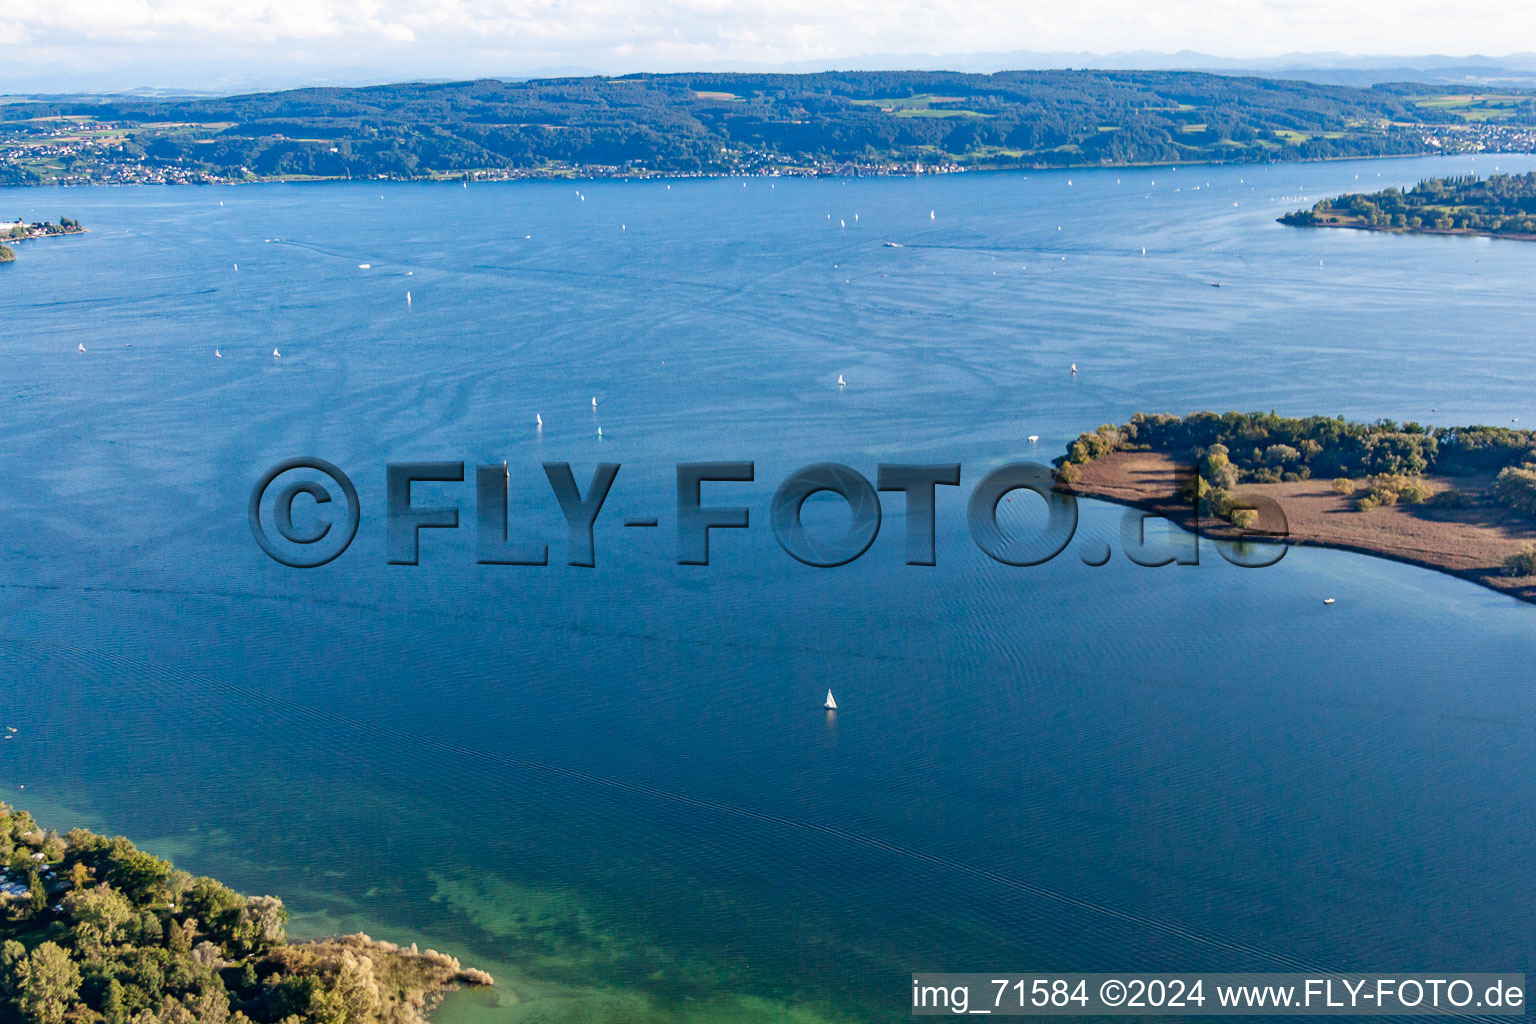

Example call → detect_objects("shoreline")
4 149 1524 190
1280 218 1536 243
1060 451 1536 605
0 800 494 1024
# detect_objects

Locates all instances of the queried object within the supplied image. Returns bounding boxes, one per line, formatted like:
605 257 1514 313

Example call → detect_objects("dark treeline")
1281 172 1536 234
2 70 1507 183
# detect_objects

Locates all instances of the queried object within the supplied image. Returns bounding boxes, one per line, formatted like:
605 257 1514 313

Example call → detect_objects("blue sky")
0 0 1532 93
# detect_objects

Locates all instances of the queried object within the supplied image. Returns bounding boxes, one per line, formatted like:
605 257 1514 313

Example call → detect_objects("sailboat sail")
824 690 837 710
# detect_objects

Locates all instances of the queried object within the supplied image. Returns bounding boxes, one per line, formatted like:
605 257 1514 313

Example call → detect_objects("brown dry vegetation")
1063 451 1536 601
265 935 494 1024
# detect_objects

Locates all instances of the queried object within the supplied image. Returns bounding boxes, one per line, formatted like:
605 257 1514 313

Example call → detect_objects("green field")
1413 93 1532 121
851 94 988 117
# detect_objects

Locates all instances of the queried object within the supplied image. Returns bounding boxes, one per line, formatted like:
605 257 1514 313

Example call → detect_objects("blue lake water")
0 155 1533 1022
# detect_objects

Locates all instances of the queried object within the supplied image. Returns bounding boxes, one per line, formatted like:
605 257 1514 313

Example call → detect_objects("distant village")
1419 122 1536 153
0 130 969 186
2 216 85 240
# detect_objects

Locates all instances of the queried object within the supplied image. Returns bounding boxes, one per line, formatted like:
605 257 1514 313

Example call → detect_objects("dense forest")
3 71 1532 184
0 804 491 1024
1056 411 1536 543
1281 172 1536 236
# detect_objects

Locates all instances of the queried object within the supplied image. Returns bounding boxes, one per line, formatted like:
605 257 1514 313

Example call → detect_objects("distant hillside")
3 70 1535 185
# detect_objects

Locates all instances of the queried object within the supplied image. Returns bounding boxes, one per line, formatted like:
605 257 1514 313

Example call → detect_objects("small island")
1054 411 1536 601
0 802 492 1024
0 246 13 263
1279 172 1536 240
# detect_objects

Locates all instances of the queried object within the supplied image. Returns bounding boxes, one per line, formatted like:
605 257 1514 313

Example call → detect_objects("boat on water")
824 690 837 710
1323 597 1336 605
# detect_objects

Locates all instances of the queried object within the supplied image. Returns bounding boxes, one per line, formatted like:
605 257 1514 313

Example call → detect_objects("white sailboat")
215 348 222 358
536 413 543 428
273 348 281 358
837 374 845 388
77 343 85 353
824 690 837 710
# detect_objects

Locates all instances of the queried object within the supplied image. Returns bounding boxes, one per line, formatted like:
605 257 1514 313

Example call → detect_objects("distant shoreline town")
5 70 1536 187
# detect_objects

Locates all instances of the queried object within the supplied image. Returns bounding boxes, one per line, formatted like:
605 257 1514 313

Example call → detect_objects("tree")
102 978 128 1024
63 882 134 952
0 940 25 997
164 871 193 910
1504 545 1536 577
323 951 381 1024
1263 444 1300 465
167 917 194 956
16 942 81 1024
239 896 288 955
1201 444 1239 490
101 842 172 903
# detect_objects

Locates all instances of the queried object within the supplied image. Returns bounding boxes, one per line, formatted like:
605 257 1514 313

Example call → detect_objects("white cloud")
3 0 1536 91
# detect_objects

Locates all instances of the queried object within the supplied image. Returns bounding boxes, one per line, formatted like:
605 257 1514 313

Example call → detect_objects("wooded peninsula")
0 219 85 264
0 803 492 1024
1280 172 1536 239
3 72 1536 185
1055 411 1536 601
